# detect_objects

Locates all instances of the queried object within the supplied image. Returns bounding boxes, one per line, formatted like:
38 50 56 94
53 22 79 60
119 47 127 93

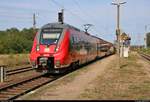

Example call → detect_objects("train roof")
91 35 113 44
42 22 113 45
42 22 81 32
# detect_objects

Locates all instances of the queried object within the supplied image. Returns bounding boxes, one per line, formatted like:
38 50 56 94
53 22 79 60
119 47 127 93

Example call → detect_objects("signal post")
111 1 126 57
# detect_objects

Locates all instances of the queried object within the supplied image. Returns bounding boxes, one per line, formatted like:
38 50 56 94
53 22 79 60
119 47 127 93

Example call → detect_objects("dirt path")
19 55 116 100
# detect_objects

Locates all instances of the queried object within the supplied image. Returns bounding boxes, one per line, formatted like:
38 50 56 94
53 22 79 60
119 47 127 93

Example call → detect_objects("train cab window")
40 28 62 45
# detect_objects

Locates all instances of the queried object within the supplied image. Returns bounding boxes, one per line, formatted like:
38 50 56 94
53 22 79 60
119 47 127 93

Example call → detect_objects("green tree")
0 27 37 54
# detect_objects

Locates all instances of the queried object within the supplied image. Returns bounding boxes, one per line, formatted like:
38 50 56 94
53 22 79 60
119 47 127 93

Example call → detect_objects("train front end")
29 23 70 73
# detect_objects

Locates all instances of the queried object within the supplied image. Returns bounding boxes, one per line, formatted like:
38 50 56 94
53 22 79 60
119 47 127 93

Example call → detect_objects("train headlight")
36 45 40 51
55 46 60 52
55 47 59 51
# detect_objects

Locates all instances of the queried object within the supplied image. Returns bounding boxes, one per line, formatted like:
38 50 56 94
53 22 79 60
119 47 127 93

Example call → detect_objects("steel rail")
0 73 59 100
6 66 34 76
139 52 150 61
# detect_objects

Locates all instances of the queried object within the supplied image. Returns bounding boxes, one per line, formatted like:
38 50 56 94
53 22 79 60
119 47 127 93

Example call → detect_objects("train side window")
75 37 78 43
72 35 77 44
70 36 74 44
71 35 75 43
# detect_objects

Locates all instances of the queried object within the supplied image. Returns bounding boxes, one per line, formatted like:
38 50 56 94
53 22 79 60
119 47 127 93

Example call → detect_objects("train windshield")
40 28 62 45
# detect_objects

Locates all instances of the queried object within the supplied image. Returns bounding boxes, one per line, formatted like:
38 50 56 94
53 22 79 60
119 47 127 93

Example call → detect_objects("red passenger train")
29 22 115 73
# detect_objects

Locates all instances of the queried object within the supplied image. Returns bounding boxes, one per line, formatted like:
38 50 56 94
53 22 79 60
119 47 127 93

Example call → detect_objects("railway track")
6 66 34 76
0 73 59 100
139 52 150 61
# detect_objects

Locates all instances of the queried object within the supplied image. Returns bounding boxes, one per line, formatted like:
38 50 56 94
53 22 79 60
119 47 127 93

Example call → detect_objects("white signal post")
111 0 126 57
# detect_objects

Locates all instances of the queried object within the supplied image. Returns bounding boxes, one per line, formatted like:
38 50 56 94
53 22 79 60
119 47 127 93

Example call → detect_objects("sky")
0 0 150 45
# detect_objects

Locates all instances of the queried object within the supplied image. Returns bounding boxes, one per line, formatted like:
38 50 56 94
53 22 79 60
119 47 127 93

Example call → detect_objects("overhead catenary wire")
51 0 102 36
73 0 115 37
71 0 105 36
73 0 98 24
51 0 89 24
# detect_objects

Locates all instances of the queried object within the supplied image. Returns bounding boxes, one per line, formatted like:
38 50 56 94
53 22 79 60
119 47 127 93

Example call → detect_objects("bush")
0 28 37 54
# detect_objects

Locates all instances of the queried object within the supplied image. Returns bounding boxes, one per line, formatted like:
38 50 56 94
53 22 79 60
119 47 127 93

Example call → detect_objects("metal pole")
117 5 121 57
112 1 126 57
118 5 123 57
145 25 147 49
0 66 6 83
117 5 120 30
33 13 36 32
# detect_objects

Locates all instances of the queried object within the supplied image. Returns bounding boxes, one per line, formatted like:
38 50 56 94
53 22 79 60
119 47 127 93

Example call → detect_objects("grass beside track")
0 54 30 68
139 48 150 55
